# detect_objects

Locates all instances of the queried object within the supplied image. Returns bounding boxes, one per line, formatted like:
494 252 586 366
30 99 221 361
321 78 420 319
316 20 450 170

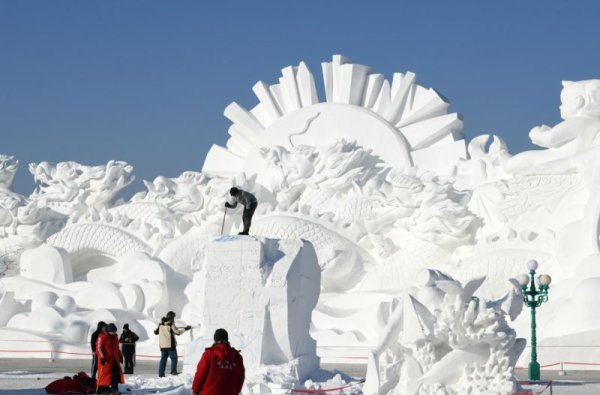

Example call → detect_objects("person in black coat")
225 187 258 235
119 323 140 374
90 321 106 380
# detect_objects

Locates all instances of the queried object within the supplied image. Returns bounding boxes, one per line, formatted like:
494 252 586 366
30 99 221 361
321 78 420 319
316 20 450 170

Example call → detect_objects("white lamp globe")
538 274 552 286
516 274 530 286
527 260 539 271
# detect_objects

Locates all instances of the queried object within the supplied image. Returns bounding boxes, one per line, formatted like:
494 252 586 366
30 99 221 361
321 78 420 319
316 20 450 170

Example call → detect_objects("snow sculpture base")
183 236 320 382
19 245 72 284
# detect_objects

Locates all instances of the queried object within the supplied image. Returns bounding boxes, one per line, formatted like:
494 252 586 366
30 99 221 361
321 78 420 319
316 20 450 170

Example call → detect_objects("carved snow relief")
0 56 599 388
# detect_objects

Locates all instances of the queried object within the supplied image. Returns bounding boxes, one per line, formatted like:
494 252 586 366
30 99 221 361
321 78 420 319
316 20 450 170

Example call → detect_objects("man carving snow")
225 187 257 235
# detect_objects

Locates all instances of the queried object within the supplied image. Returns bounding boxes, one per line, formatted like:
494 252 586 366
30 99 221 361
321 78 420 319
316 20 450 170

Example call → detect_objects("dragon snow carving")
252 140 478 291
1 138 479 293
0 155 63 269
29 160 135 217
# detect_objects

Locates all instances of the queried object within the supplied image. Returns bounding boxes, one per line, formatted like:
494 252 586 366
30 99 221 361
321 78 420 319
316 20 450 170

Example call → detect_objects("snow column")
187 236 320 380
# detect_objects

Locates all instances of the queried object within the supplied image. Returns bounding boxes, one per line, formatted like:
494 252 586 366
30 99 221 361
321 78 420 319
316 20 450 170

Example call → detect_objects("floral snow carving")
363 270 525 395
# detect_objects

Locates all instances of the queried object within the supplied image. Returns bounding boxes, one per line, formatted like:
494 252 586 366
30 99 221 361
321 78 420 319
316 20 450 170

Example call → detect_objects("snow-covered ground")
519 382 600 394
0 372 367 395
0 359 365 394
3 372 600 395
3 365 600 395
0 371 190 394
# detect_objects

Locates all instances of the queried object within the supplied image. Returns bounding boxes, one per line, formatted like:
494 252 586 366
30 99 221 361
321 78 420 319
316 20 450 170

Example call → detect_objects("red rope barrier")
0 349 90 355
0 349 182 359
515 362 561 370
515 360 600 370
560 361 600 366
290 379 365 393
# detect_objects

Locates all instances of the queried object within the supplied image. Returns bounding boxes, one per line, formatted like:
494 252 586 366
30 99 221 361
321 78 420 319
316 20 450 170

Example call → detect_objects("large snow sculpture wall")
1 56 600 371
183 236 321 381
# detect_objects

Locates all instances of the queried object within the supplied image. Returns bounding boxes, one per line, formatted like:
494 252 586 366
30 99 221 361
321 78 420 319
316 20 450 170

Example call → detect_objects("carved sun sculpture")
203 55 466 177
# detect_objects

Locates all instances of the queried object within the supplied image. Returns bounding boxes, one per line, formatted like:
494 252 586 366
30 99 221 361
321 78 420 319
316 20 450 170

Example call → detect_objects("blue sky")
1 1 599 195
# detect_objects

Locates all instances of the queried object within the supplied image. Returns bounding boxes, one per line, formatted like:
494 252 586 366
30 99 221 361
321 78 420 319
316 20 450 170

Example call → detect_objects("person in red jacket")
192 328 245 395
96 323 124 395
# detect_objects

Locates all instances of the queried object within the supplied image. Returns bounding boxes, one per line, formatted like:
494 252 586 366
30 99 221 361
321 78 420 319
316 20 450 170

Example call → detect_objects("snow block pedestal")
183 236 321 381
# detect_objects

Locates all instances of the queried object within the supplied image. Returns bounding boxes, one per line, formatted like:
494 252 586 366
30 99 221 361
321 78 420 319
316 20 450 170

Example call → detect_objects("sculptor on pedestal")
224 187 257 235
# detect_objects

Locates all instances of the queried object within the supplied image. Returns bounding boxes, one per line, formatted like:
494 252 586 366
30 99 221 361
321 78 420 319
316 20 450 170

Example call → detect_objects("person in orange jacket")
192 328 245 395
96 323 124 395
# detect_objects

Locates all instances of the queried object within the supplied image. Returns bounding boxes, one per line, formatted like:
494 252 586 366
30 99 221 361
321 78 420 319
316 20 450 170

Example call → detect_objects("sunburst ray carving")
203 55 466 175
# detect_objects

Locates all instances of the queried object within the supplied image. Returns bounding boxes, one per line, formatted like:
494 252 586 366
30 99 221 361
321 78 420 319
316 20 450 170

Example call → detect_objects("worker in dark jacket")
119 323 139 374
225 187 257 235
192 329 245 395
90 321 106 380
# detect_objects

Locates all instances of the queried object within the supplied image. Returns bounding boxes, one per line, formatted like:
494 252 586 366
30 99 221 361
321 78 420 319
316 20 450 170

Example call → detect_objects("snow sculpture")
454 135 511 189
130 171 241 241
0 246 181 357
0 155 25 243
451 79 600 366
183 236 320 381
19 244 72 284
204 55 466 176
1 55 600 374
504 80 600 174
29 160 135 217
252 140 477 293
363 270 524 395
0 154 18 192
0 291 26 326
0 155 64 275
453 83 600 295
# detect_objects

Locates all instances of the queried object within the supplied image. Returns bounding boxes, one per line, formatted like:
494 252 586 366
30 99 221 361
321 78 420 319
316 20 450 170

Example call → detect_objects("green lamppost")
516 259 552 381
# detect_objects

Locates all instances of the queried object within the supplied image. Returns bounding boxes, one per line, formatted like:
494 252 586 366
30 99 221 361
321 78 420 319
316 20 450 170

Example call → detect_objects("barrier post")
558 362 566 376
49 351 54 362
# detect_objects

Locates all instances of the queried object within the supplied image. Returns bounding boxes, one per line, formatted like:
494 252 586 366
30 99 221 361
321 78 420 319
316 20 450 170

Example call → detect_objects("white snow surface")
2 370 600 395
0 369 365 395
